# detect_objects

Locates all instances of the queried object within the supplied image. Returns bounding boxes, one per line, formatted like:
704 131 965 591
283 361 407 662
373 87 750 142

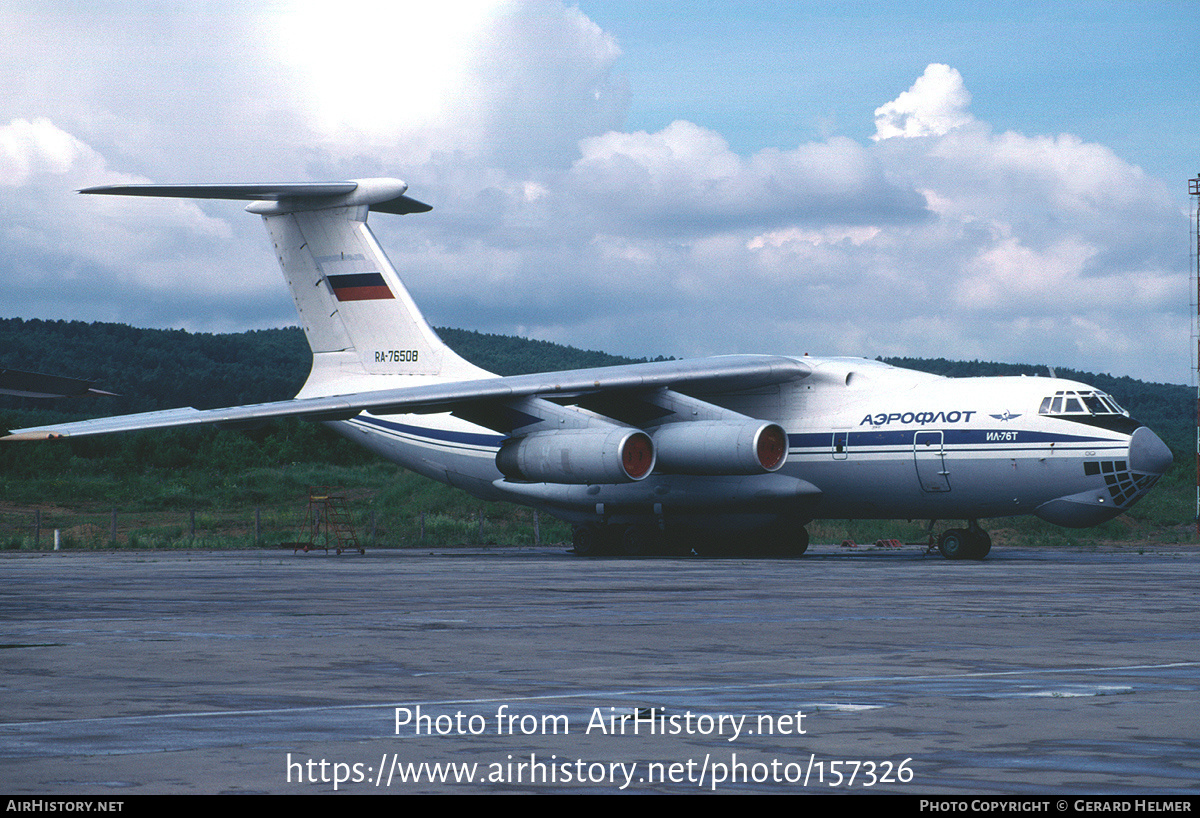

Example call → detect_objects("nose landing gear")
936 521 992 560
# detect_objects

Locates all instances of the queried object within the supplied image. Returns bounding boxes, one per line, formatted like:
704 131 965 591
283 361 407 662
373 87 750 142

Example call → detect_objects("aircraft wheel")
790 526 810 556
765 527 809 557
691 534 734 557
937 528 970 560
620 524 662 557
572 524 604 556
661 531 696 557
760 518 809 557
966 529 991 560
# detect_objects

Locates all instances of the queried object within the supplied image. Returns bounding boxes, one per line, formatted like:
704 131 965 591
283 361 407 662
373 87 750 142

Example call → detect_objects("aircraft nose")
1129 426 1172 476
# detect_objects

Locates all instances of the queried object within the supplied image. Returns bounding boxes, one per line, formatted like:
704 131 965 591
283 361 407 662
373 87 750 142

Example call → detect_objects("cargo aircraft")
2 179 1173 559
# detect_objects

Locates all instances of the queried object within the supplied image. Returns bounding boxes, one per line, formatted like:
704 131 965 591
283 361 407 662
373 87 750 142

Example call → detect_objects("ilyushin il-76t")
3 179 1173 559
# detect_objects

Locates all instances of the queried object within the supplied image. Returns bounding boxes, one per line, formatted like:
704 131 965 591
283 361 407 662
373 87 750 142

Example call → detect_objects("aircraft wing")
1 355 810 441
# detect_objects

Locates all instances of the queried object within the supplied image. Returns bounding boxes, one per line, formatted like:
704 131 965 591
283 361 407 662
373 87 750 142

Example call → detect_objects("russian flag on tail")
327 272 394 301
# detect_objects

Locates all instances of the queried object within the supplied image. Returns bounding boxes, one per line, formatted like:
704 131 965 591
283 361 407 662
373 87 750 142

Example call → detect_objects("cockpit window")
1038 390 1128 418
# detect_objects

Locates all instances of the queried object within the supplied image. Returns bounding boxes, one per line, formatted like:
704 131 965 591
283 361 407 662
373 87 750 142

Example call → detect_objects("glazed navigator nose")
1128 426 1173 476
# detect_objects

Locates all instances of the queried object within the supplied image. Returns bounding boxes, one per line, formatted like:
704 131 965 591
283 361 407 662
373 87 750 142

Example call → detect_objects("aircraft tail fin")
82 179 494 398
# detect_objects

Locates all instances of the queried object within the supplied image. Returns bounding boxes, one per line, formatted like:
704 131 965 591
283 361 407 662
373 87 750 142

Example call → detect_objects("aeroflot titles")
860 411 977 426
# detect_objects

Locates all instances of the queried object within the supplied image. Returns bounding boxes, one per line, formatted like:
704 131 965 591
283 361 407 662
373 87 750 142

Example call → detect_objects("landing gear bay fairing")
3 179 1173 558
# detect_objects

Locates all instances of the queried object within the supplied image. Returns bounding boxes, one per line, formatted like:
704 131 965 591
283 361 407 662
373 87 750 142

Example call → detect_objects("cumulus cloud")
568 121 927 234
0 113 266 331
273 0 627 171
0 118 95 186
854 63 1183 380
873 63 973 140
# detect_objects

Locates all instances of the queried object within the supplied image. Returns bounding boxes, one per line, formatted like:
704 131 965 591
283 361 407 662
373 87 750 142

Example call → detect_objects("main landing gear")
935 521 992 560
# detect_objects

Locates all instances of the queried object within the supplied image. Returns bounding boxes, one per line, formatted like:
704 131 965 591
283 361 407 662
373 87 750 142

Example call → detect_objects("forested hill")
0 317 1190 456
437 327 646 376
0 319 646 424
0 319 308 415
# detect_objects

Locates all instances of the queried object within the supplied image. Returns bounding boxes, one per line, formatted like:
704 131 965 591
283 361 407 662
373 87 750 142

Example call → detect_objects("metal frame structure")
294 486 363 555
1190 175 1199 533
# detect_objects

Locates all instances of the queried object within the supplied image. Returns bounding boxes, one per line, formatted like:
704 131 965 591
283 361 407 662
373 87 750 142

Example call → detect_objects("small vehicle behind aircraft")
2 179 1173 558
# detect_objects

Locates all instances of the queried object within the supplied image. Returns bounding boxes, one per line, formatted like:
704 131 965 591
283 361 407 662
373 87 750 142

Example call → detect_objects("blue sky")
0 1 1196 384
589 1 1198 185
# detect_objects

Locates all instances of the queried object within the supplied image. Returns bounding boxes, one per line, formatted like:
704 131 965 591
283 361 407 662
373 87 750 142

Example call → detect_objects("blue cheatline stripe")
788 429 1117 450
355 415 505 447
352 416 1121 455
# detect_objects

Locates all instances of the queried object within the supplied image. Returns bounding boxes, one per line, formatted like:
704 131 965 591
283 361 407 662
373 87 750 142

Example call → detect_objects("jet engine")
651 420 788 475
496 427 655 484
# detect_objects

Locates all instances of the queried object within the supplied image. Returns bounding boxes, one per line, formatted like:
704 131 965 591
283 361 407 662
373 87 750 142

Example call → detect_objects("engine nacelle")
652 420 788 475
496 428 655 484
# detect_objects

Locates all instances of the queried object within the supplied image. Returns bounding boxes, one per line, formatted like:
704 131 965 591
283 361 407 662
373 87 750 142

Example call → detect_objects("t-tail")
81 178 494 398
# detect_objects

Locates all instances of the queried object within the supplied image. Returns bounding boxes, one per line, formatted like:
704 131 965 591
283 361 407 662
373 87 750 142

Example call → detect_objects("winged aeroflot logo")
989 411 1022 422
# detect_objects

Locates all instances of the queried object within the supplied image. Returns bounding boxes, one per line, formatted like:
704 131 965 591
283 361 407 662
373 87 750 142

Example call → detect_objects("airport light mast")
1191 174 1199 534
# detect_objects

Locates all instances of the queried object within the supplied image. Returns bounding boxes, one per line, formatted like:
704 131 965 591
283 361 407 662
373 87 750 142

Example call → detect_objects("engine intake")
496 428 655 484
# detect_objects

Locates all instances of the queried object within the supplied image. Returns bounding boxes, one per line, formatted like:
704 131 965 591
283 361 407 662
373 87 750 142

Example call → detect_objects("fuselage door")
832 431 849 460
913 430 950 492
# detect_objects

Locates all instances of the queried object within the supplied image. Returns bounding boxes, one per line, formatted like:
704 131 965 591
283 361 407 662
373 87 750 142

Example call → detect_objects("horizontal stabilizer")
80 178 432 215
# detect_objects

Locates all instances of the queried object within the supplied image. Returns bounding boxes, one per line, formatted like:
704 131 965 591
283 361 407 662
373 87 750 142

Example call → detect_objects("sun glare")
273 0 502 140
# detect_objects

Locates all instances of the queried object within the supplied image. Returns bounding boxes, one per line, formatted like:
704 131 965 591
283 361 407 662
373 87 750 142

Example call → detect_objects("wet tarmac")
1 542 1197 794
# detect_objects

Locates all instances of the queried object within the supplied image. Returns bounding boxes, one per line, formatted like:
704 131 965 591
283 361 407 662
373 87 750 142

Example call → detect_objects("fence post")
34 509 40 549
533 510 540 546
110 508 117 545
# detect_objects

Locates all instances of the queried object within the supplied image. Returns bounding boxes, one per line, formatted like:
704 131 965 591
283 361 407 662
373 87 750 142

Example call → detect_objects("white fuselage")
331 356 1169 531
